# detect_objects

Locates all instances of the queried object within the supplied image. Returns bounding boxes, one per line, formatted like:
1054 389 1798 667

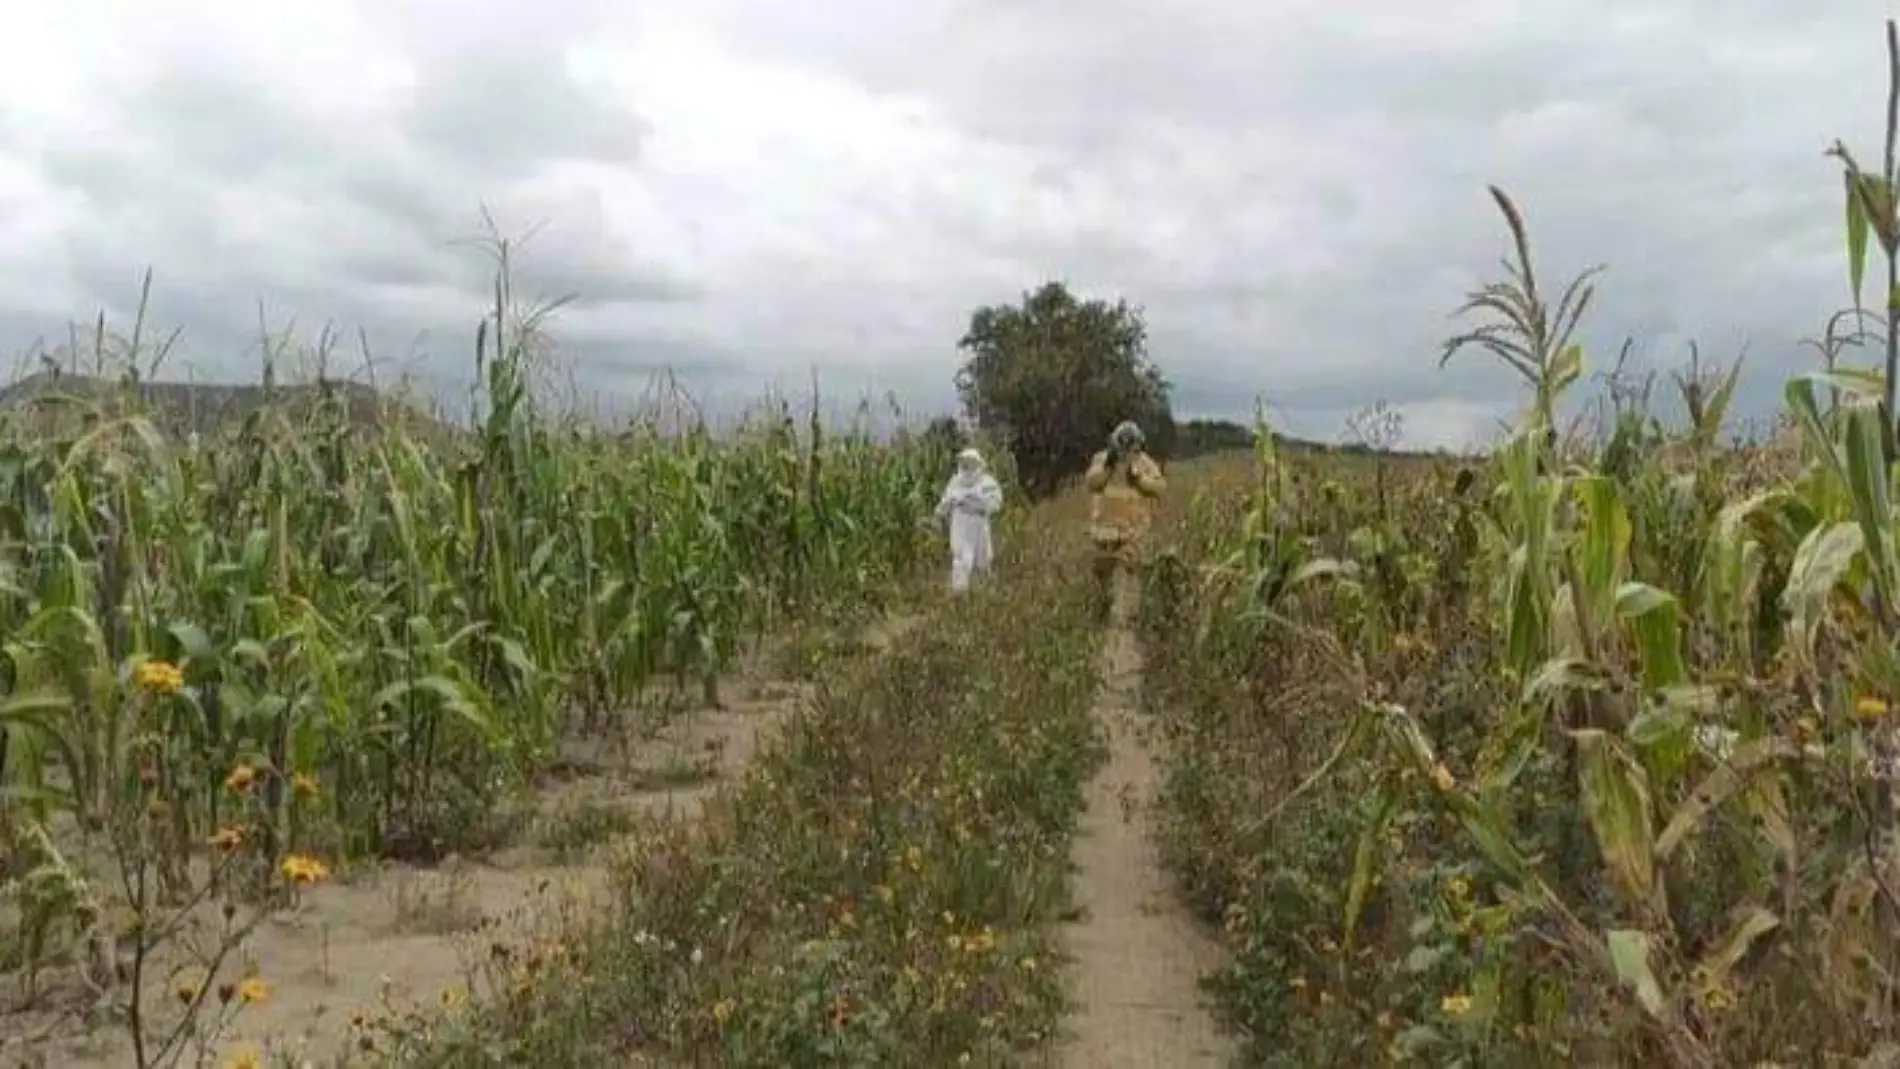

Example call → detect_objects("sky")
0 1 1891 449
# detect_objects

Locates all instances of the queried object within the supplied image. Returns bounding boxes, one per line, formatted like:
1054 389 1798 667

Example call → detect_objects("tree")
953 282 1174 499
1172 418 1255 460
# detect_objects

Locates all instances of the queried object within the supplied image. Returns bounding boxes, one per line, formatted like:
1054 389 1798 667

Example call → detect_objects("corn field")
1138 151 1900 1061
0 276 960 1006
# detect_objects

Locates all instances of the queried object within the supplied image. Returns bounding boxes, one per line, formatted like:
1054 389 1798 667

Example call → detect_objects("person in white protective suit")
934 447 1004 592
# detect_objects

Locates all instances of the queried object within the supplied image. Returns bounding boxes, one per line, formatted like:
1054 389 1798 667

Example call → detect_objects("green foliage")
0 251 954 1050
954 282 1173 499
1137 127 1900 1064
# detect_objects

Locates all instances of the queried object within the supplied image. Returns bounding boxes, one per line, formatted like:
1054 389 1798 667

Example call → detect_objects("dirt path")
1055 582 1232 1068
4 614 923 1069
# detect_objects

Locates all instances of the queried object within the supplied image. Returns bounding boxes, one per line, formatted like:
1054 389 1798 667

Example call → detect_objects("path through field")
1055 577 1232 1067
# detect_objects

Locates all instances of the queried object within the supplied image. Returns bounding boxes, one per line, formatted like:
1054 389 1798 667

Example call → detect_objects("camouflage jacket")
1084 450 1165 545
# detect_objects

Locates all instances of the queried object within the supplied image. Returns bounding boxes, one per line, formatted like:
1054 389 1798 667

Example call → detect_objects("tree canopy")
953 282 1174 499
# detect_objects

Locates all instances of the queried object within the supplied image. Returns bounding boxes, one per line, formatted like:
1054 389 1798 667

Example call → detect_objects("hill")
1169 416 1461 462
0 371 458 444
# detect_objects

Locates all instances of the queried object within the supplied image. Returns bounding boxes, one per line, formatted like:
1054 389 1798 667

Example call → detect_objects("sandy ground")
1053 579 1234 1068
3 615 921 1069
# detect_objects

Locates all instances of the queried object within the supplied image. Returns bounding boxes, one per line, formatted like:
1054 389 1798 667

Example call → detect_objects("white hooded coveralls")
935 448 1003 592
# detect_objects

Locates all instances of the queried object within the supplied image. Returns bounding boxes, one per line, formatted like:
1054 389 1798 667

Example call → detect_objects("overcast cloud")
0 0 1890 447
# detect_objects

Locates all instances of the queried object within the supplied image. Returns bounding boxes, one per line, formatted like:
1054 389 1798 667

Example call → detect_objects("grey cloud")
8 1 1900 447
14 46 702 401
713 0 1886 442
401 47 650 173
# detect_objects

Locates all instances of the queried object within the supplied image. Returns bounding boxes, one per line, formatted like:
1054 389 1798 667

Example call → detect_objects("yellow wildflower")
223 1048 263 1069
225 764 257 792
237 976 269 1005
712 997 736 1024
208 826 245 853
135 659 185 695
291 771 320 797
280 853 331 886
1698 984 1736 1012
1855 696 1890 722
1430 762 1456 792
1441 993 1473 1015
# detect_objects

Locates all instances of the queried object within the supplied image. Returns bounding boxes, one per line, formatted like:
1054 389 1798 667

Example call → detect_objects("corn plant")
0 251 954 1019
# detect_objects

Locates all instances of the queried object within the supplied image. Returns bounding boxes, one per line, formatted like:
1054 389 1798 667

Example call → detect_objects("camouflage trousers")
1089 537 1142 626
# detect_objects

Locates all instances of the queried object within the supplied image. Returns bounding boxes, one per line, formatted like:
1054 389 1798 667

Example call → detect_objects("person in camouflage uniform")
1084 420 1166 623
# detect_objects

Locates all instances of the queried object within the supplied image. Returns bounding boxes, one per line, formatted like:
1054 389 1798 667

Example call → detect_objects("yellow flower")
225 764 257 792
712 997 736 1024
1445 875 1470 900
1855 696 1890 722
237 976 269 1005
208 826 245 853
1430 762 1456 792
291 771 320 797
223 1048 263 1069
135 659 185 695
1441 993 1474 1016
440 984 467 1010
1697 984 1737 1012
280 853 331 886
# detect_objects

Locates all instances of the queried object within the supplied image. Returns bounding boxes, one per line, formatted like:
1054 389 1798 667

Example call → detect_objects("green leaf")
1655 737 1799 861
1691 906 1778 992
1575 476 1632 625
165 622 216 665
1783 520 1865 671
1343 786 1396 951
1574 728 1657 907
1616 582 1686 687
1607 928 1668 1019
1842 398 1898 615
1848 168 1872 308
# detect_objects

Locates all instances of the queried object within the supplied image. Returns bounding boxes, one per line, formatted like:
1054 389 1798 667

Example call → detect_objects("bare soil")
1054 580 1233 1067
